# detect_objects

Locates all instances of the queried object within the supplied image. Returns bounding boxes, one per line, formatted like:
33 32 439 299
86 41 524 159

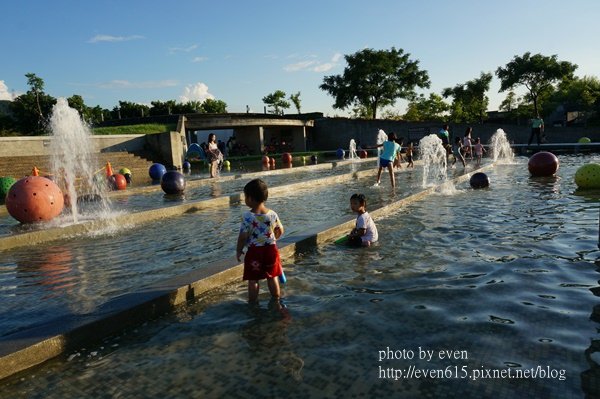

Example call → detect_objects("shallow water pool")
1 155 599 398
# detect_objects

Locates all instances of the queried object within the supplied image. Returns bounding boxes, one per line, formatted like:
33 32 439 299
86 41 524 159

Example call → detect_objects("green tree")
351 104 373 119
403 93 449 122
10 73 56 135
496 52 578 117
499 90 518 112
113 101 149 119
320 47 430 119
199 98 227 113
542 76 600 125
262 90 290 115
289 91 301 113
150 100 177 115
26 73 45 120
442 72 492 123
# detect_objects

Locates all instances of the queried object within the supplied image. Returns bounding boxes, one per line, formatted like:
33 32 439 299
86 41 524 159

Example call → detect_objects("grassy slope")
92 123 177 135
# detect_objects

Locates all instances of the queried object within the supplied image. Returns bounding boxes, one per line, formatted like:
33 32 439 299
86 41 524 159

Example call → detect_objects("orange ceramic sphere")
282 152 292 164
262 155 270 165
5 176 64 223
359 150 368 159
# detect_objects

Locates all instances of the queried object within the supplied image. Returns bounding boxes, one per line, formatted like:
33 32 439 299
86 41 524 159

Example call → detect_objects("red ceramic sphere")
528 151 559 177
282 152 292 164
5 176 64 223
112 173 128 190
262 155 270 165
359 150 368 159
269 157 276 166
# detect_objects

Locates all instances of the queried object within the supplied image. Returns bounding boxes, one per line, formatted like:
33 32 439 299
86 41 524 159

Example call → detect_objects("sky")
1 0 600 117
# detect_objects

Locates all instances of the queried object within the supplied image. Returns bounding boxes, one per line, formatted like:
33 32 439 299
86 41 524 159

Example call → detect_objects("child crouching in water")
347 193 378 247
237 179 284 303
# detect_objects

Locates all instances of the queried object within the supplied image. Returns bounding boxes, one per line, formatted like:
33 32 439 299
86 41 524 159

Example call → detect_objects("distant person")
452 137 466 168
393 137 405 169
368 132 401 188
217 139 226 156
529 114 545 146
473 137 486 167
463 127 473 161
438 124 450 147
236 179 284 304
346 193 378 247
207 133 223 178
226 136 236 155
405 142 415 168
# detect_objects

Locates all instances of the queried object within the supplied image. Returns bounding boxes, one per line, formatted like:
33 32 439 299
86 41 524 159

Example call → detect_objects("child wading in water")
473 137 486 167
371 132 401 187
405 142 415 168
452 137 466 168
347 193 378 247
236 179 284 304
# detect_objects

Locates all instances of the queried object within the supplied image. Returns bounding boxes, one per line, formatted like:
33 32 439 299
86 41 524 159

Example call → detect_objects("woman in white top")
206 133 222 178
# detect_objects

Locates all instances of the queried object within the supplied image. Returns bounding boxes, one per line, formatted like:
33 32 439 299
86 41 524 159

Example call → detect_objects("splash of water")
48 98 112 223
489 129 515 164
376 129 388 166
349 139 357 159
419 134 448 188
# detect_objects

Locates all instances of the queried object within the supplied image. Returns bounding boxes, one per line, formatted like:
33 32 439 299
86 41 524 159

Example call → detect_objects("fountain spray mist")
489 128 515 164
349 139 357 159
419 134 448 188
48 98 111 223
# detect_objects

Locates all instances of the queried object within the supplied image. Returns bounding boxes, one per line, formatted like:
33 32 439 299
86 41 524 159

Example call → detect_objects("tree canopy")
442 72 493 123
320 47 430 119
9 73 56 135
403 93 449 122
262 90 290 115
496 52 577 117
289 91 301 113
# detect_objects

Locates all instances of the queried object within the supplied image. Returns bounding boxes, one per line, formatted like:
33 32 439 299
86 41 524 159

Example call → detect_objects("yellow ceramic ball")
574 163 600 189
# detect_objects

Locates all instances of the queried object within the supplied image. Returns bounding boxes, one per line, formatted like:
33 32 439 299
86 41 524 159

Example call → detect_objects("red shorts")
243 244 282 281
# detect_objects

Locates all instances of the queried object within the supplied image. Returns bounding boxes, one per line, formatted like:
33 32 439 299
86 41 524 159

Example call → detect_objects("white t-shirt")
356 212 378 243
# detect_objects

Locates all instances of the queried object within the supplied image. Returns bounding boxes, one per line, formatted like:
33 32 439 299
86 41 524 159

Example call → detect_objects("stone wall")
310 118 600 150
0 134 146 157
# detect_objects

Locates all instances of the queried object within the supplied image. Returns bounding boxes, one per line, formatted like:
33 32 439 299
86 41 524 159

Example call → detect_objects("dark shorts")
379 158 392 168
243 244 282 281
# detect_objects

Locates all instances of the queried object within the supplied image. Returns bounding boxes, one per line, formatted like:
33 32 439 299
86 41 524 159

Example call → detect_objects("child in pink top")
473 137 486 167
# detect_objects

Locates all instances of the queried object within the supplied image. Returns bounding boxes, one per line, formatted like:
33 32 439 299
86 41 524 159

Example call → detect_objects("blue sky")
2 0 599 116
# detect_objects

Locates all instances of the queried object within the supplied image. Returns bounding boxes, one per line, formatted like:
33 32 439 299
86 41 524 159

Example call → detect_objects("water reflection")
582 259 600 397
17 245 74 295
240 300 303 381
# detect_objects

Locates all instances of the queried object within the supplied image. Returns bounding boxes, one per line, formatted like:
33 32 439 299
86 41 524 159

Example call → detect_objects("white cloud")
192 56 208 63
284 60 317 72
0 80 17 101
179 82 214 103
88 34 145 43
331 52 343 63
169 44 198 53
96 79 178 89
284 52 342 73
